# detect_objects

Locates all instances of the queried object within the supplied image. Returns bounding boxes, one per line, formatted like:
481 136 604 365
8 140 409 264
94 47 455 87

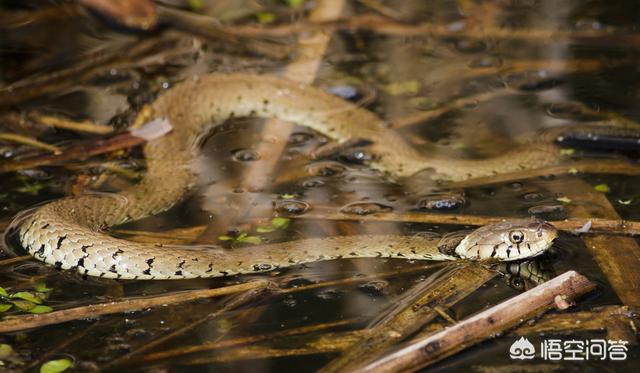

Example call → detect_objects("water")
1 0 639 371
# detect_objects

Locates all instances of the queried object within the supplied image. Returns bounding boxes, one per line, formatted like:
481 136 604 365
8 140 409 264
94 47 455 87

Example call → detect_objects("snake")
10 73 560 280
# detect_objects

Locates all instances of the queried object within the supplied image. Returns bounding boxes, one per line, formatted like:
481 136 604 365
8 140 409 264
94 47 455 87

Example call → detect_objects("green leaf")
11 300 35 311
236 232 248 240
187 0 204 11
16 182 45 195
280 193 297 199
237 235 262 245
256 12 275 24
34 281 53 293
0 287 8 297
594 184 610 193
0 304 12 312
11 292 42 304
286 0 305 7
256 227 276 233
383 80 421 96
40 358 72 373
29 305 53 314
271 217 290 229
0 344 14 359
560 148 575 156
218 235 233 241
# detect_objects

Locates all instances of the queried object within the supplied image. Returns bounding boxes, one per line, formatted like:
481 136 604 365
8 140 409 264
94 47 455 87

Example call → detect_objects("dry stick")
319 264 496 373
291 207 640 236
0 280 268 333
448 159 640 189
0 132 61 153
0 255 33 267
33 114 114 135
0 34 188 108
103 281 272 369
545 178 640 308
353 270 595 373
224 14 620 41
0 117 170 174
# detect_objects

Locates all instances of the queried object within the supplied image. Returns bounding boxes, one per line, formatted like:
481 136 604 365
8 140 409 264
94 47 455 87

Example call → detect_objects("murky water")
1 0 639 372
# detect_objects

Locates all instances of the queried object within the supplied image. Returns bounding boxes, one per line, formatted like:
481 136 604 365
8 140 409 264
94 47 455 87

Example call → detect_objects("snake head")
454 220 558 261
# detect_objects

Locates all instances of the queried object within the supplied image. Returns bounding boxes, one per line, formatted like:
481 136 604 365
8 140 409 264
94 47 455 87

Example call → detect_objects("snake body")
13 74 559 279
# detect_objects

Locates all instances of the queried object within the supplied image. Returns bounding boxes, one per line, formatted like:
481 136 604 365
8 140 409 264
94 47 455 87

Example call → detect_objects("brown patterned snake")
11 73 560 279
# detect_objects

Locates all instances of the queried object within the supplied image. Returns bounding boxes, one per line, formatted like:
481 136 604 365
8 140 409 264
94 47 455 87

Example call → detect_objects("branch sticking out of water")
351 270 595 373
0 280 269 333
0 118 170 174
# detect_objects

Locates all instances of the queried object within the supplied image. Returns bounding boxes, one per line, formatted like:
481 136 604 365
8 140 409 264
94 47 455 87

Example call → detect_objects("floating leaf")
16 182 45 195
383 80 421 96
594 184 610 193
187 0 204 11
11 300 35 311
237 235 262 245
617 199 632 205
556 196 572 203
256 12 275 24
0 304 12 312
29 305 53 314
560 148 575 156
281 193 297 199
0 287 8 297
40 358 72 373
271 217 290 229
256 227 276 233
0 344 13 359
11 292 43 304
34 281 52 293
218 235 233 241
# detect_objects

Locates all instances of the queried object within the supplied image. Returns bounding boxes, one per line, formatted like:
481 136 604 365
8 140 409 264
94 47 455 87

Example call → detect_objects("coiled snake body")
13 74 558 279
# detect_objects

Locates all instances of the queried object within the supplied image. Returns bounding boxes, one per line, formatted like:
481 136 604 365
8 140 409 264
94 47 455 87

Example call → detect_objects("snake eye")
509 230 525 244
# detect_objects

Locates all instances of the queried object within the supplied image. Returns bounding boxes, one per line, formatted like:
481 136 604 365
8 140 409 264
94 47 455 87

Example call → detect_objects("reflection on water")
1 0 640 371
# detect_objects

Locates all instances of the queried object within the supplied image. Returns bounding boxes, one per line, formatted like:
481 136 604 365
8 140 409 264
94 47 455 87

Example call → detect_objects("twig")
291 207 640 236
0 255 33 267
0 117 170 173
0 133 60 154
447 159 640 188
0 280 268 333
33 114 114 135
353 270 595 373
224 14 623 41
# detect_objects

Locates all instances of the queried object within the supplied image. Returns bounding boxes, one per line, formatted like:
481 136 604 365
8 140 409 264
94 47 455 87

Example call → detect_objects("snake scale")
12 73 559 279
